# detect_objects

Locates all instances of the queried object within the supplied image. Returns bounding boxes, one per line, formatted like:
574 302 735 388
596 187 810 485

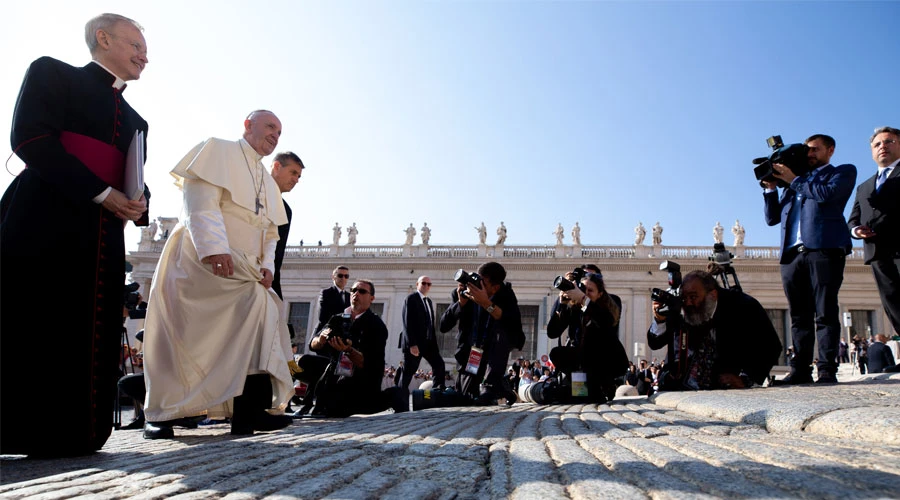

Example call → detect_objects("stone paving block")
804 406 900 445
545 438 647 500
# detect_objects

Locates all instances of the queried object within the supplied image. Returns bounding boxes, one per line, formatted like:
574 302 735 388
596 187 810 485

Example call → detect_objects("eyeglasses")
420 282 432 286
104 31 147 55
336 273 350 279
350 287 371 295
872 139 897 149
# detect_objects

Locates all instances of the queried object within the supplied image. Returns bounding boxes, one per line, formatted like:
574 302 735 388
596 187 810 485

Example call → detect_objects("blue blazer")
763 163 857 264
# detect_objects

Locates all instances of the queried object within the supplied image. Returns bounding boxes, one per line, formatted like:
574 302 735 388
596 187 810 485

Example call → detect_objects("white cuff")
93 186 113 203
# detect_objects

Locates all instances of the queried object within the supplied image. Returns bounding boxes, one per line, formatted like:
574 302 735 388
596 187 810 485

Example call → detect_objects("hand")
456 282 469 306
410 346 420 357
853 225 876 239
761 180 778 190
651 301 665 322
563 287 585 306
259 268 273 289
718 373 746 389
202 254 234 277
102 190 147 222
771 163 797 184
465 282 490 308
328 336 353 352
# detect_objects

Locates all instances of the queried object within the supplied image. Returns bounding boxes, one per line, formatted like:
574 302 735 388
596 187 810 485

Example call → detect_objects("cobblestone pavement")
2 374 899 499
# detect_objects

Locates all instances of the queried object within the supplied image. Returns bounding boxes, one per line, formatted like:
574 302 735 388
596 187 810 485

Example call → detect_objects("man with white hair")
1 13 150 457
142 111 293 439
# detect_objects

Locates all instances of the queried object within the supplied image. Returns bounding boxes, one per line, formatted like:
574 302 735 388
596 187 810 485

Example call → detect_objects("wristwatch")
486 304 496 314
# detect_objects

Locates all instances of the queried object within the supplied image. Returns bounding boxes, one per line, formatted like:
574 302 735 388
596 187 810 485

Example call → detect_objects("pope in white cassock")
142 110 293 439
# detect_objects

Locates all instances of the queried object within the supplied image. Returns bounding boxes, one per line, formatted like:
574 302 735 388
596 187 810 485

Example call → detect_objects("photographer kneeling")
298 280 394 417
549 271 629 403
648 271 781 390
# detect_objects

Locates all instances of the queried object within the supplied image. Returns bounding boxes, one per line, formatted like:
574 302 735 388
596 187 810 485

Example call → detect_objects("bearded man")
647 271 781 390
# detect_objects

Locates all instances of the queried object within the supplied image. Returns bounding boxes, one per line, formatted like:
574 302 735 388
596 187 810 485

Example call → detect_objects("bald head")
416 275 432 296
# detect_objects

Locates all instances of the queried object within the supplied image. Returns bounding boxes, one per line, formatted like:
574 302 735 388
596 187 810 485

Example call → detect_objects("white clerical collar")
90 60 126 89
878 158 899 176
238 138 263 163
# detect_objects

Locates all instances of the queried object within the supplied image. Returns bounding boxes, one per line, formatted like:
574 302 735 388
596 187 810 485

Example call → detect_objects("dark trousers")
781 249 845 375
294 354 332 403
401 340 446 390
871 257 900 335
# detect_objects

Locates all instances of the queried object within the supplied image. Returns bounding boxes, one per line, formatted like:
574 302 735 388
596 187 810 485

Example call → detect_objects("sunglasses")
351 287 371 295
336 273 350 279
420 282 432 286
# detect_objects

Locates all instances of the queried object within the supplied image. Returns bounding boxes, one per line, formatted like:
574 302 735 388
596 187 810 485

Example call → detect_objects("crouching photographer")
441 262 524 405
648 270 782 391
547 270 629 404
297 280 404 417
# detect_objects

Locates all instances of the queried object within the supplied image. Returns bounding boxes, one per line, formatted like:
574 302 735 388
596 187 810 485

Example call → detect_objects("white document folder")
124 130 144 200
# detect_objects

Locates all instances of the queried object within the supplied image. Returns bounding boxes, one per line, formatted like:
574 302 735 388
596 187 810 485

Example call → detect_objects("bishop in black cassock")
0 14 150 457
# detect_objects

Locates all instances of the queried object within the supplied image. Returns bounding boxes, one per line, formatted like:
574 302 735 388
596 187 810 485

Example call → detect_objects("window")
849 310 875 339
370 303 385 317
518 305 540 361
288 302 311 350
435 303 459 359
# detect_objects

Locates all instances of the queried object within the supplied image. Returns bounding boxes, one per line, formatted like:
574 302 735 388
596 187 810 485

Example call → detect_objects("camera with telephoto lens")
323 312 353 340
650 260 682 318
752 135 812 188
552 267 587 303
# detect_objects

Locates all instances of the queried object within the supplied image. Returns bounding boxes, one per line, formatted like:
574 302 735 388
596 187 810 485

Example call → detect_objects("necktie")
876 167 892 193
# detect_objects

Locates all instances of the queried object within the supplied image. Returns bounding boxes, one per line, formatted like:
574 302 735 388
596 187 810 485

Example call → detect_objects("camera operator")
550 271 628 403
299 280 391 417
440 262 523 405
648 271 781 390
763 134 856 384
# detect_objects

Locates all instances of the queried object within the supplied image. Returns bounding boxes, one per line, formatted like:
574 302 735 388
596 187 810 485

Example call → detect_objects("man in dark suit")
0 13 150 457
866 334 898 374
269 151 305 300
763 134 857 384
315 266 351 333
848 127 900 336
399 276 446 391
648 271 782 390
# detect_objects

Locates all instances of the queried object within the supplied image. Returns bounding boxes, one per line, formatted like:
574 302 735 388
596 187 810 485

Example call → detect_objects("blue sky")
2 1 897 250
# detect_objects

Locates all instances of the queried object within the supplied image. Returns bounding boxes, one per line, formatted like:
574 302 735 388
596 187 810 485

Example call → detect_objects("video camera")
650 261 682 318
707 243 742 292
753 135 812 188
322 312 353 341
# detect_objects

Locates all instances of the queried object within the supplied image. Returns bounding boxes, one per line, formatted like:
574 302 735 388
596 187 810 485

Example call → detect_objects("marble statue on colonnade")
404 223 416 245
652 222 663 246
634 222 646 246
496 222 507 245
346 223 358 245
732 219 745 246
332 223 342 245
475 222 487 245
420 223 431 245
713 221 724 244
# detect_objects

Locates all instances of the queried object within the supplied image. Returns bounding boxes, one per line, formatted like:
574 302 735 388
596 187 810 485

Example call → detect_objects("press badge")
335 352 355 377
465 347 484 375
571 371 588 397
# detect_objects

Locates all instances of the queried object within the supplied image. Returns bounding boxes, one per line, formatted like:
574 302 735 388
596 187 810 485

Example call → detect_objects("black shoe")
816 372 838 384
505 389 517 406
232 410 293 435
121 415 145 430
291 402 314 419
774 370 814 386
143 421 175 440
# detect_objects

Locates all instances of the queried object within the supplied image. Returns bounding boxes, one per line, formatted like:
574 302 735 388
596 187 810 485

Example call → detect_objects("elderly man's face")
98 21 148 81
243 112 281 156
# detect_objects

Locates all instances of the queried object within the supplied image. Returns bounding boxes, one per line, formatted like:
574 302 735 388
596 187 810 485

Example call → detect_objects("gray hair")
870 126 900 144
85 13 143 54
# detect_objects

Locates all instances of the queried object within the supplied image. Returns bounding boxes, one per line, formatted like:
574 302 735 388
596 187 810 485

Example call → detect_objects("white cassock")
143 137 291 421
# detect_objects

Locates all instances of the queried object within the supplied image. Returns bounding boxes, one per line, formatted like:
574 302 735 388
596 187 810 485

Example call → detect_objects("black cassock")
0 57 149 456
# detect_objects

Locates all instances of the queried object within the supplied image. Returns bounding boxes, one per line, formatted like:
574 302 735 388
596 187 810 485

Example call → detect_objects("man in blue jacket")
763 134 856 384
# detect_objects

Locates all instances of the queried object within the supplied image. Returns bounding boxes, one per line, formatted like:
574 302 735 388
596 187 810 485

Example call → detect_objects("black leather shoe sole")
816 373 839 384
772 372 814 386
